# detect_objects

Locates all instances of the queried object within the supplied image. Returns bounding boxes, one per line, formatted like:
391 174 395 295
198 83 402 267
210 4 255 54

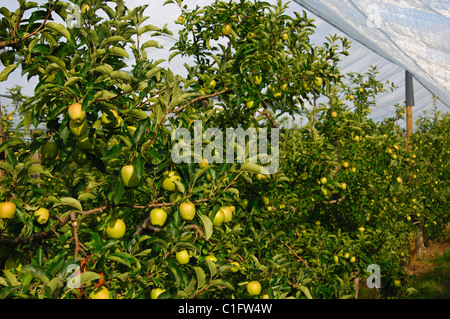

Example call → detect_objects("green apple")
106 218 126 239
68 103 86 124
314 77 323 87
151 288 165 299
162 171 181 192
179 202 196 220
78 134 94 152
150 208 167 226
41 141 59 162
282 33 289 41
176 250 190 264
4 257 22 271
247 281 262 296
34 207 49 224
0 201 16 219
169 193 182 203
89 286 110 299
72 148 88 166
69 119 88 137
212 210 224 226
121 164 140 188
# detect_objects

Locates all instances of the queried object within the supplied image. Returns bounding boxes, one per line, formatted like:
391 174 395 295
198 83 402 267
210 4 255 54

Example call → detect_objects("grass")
405 250 450 299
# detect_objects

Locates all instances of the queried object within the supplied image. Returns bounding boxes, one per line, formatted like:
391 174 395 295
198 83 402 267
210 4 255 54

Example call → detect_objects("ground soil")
404 223 450 276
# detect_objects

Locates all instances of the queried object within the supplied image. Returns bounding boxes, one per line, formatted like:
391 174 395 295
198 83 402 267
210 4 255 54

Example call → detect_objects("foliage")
0 0 448 299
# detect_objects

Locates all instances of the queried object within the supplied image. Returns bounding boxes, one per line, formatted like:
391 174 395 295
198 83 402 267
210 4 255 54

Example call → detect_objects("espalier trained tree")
0 0 448 299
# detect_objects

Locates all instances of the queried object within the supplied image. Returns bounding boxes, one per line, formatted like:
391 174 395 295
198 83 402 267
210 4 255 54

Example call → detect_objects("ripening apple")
179 202 196 220
343 161 350 168
150 208 167 226
262 196 270 206
121 164 140 188
220 206 233 223
34 207 49 224
396 177 403 184
222 24 232 35
331 111 338 118
341 182 347 190
176 250 190 265
212 210 224 226
162 171 181 192
198 158 209 168
247 281 262 296
68 103 86 124
282 33 289 41
344 252 350 259
205 255 218 263
106 218 126 239
394 280 401 287
320 177 327 184
151 288 165 299
350 256 356 263
0 201 16 219
7 115 13 121
169 193 182 203
89 286 110 299
246 100 255 109
69 119 88 137
314 77 323 87
354 135 361 142
41 141 59 162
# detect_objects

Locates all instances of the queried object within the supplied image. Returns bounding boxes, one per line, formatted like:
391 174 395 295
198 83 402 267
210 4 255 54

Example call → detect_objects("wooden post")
405 71 414 146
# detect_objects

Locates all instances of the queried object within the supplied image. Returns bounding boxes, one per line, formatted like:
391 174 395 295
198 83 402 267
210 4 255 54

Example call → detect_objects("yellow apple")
246 100 254 109
343 161 350 168
151 288 165 299
320 177 327 184
394 280 401 287
314 77 323 87
230 261 240 272
247 281 262 296
89 286 110 299
205 255 218 262
220 206 233 223
179 202 196 220
341 182 347 190
121 164 140 188
106 218 126 239
0 201 16 219
176 250 190 265
34 207 49 224
150 208 167 226
222 24 232 36
68 102 86 124
331 111 338 117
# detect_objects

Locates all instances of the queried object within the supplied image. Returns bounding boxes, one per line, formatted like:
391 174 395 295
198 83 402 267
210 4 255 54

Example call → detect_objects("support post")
405 71 414 144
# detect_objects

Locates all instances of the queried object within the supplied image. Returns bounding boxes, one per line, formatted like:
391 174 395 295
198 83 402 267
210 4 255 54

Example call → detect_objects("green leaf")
52 197 83 212
22 264 50 285
108 47 129 58
46 22 72 41
299 285 313 299
141 40 160 49
210 279 234 290
0 63 18 82
107 252 134 268
137 24 160 36
238 162 261 174
91 64 113 74
199 214 213 241
0 162 14 176
111 70 132 82
193 266 206 290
